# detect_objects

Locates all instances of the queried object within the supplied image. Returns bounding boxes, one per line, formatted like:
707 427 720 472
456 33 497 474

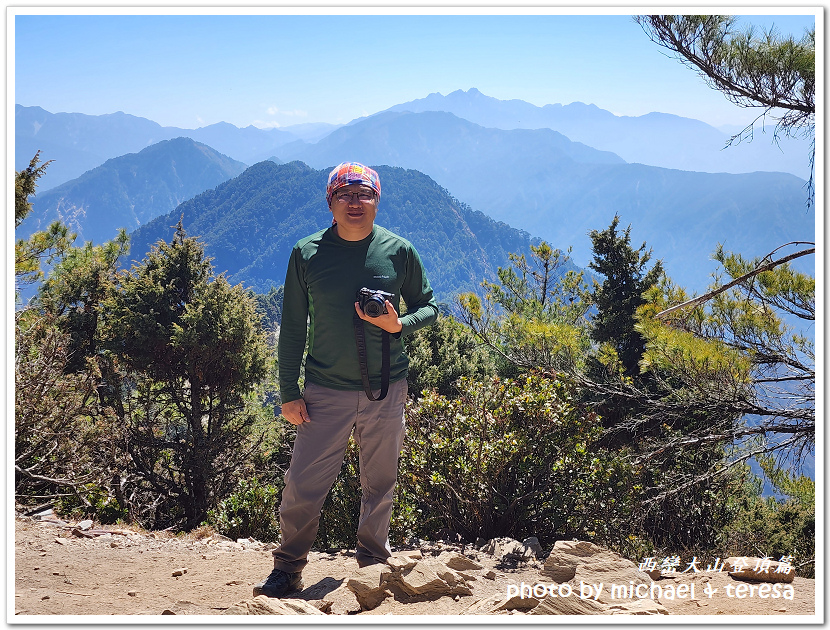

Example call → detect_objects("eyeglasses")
334 190 376 204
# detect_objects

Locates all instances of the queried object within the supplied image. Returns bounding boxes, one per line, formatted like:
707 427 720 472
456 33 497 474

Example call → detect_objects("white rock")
531 594 610 615
437 551 484 571
346 564 391 610
223 595 324 615
725 557 796 583
322 583 362 615
387 555 417 571
608 598 670 615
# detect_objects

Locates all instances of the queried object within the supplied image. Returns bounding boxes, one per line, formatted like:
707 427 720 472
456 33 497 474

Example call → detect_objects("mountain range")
20 138 247 245
380 88 811 179
16 88 815 293
275 110 813 289
15 104 334 191
126 161 546 301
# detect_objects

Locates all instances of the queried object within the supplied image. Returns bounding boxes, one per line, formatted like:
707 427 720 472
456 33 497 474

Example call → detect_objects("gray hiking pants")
272 378 408 573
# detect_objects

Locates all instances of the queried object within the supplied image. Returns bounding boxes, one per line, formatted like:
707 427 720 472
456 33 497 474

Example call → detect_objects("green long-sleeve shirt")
278 225 438 404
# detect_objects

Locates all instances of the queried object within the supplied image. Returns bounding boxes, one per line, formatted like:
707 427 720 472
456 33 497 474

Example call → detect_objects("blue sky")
12 10 817 131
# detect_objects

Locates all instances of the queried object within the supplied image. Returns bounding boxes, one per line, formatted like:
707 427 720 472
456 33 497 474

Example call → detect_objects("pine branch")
656 246 814 318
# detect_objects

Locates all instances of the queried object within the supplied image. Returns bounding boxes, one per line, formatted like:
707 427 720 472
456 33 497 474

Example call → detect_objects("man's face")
329 183 378 238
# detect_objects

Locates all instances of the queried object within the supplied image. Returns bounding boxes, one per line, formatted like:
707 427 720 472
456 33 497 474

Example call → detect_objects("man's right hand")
281 398 310 425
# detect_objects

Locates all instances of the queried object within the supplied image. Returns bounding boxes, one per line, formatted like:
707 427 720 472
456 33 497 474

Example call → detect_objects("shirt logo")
374 275 390 279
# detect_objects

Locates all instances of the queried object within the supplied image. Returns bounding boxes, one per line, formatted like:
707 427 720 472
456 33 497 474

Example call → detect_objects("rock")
127 591 137 597
574 568 653 606
161 609 175 615
483 570 496 580
452 569 479 582
461 595 524 615
223 595 324 615
644 568 663 580
431 565 473 595
493 595 540 612
531 594 610 615
437 551 484 571
481 537 536 561
537 540 656 608
725 557 796 583
522 537 544 558
608 598 670 615
386 554 418 571
399 549 423 560
541 540 601 581
322 583 362 615
76 520 94 530
171 568 188 577
462 595 506 614
395 562 452 597
309 600 331 613
541 540 653 605
32 508 55 518
280 599 327 615
480 538 501 556
346 564 391 610
216 541 244 551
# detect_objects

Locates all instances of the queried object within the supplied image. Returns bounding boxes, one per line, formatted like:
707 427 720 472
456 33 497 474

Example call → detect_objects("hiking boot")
252 568 303 598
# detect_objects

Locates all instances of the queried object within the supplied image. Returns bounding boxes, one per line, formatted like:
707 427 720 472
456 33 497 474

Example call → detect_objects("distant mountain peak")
199 121 239 131
21 137 248 246
449 87 484 97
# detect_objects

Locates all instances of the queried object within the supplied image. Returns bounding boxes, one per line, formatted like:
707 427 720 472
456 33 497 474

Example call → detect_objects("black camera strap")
353 313 390 401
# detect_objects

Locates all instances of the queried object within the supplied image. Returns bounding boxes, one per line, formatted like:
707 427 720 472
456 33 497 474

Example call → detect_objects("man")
254 162 438 598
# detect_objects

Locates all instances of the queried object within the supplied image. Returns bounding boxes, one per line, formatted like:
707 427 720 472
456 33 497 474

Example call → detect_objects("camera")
357 287 395 318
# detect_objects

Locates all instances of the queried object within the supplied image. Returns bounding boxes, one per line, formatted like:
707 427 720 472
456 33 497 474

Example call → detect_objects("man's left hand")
354 301 403 334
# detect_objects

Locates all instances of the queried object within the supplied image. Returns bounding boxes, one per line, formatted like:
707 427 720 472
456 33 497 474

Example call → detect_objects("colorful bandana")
326 162 381 204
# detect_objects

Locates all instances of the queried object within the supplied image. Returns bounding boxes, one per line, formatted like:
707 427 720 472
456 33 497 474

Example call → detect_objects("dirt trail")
13 516 816 618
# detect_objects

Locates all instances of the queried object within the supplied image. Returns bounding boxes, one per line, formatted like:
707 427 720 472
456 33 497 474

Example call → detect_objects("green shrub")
723 458 815 577
406 314 496 397
314 436 362 550
208 477 281 542
54 484 130 524
393 373 638 550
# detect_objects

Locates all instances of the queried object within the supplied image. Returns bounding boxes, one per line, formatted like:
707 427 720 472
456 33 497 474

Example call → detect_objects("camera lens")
364 297 385 317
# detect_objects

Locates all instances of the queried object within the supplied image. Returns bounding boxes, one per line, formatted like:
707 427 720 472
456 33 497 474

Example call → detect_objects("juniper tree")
588 215 663 377
108 223 269 529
